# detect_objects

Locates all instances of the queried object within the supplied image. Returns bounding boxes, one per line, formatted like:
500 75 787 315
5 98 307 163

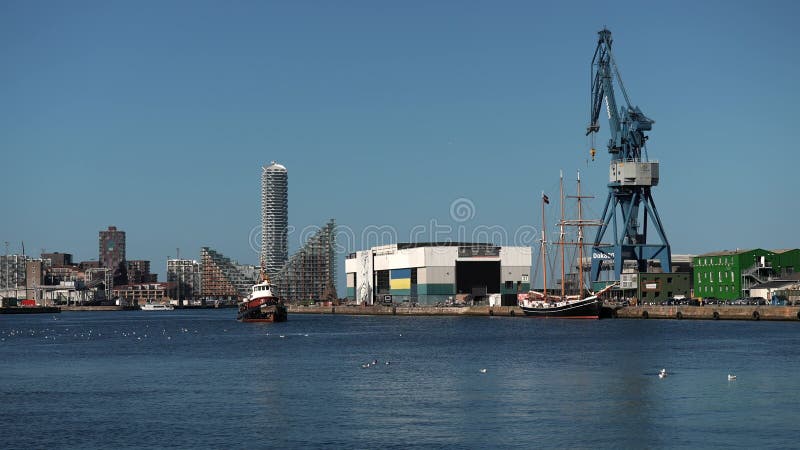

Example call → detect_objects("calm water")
2 310 799 449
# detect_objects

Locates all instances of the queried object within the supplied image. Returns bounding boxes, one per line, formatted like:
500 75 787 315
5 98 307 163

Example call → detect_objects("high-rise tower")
99 226 126 270
261 161 288 274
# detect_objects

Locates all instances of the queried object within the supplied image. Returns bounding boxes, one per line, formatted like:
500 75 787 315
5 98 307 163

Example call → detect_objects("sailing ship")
237 272 287 323
518 171 613 318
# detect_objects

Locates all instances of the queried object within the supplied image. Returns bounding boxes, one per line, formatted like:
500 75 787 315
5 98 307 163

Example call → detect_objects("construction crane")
585 28 671 286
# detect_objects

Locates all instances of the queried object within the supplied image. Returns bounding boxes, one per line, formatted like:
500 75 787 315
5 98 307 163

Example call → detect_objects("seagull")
658 368 667 379
728 374 737 381
479 368 487 374
385 361 390 365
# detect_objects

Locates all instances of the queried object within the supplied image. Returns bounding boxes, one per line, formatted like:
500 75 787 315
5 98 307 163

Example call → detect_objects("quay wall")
62 306 126 312
288 305 521 317
289 304 800 321
615 305 800 321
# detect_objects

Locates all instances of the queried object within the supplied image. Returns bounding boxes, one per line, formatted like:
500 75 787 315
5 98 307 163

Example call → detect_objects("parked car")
745 297 767 305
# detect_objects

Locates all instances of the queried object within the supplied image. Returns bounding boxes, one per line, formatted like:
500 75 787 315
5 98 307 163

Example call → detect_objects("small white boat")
141 302 174 311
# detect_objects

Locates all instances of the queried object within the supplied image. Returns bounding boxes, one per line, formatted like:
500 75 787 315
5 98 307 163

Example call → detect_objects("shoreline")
4 304 799 321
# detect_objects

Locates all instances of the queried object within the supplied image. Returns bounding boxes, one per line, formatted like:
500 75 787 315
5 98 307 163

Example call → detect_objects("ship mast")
560 171 566 299
541 191 547 299
563 171 603 297
577 172 585 296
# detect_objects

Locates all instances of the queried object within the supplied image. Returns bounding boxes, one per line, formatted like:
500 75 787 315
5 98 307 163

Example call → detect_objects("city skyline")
2 1 799 281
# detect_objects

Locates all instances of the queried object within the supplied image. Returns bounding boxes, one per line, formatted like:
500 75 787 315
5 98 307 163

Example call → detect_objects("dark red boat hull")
237 300 287 323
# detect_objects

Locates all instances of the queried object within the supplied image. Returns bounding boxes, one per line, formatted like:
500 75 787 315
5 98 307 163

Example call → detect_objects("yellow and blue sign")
390 269 411 291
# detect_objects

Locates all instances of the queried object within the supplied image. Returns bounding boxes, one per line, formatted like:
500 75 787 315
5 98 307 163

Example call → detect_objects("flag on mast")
542 193 550 204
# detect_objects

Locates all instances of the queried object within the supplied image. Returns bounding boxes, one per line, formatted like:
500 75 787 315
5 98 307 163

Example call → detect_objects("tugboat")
237 273 287 323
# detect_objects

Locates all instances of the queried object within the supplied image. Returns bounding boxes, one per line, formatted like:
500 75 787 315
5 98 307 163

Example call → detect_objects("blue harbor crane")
586 28 671 286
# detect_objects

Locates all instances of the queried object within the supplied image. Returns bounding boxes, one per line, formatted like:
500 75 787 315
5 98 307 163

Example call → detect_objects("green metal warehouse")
693 249 800 301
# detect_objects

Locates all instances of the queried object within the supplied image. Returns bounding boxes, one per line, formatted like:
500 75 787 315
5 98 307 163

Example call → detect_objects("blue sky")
2 1 798 285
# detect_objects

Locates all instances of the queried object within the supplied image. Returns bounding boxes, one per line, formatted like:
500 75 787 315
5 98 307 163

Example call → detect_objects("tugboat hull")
237 301 287 323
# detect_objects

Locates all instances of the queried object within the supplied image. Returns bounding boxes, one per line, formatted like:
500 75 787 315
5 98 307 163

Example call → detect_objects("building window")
667 277 673 283
505 280 513 290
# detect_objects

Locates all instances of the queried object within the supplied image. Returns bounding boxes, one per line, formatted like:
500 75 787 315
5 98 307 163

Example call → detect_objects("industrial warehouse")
345 243 531 306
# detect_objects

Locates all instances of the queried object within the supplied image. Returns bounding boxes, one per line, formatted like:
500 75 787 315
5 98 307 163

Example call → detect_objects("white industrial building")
345 243 531 306
750 280 800 304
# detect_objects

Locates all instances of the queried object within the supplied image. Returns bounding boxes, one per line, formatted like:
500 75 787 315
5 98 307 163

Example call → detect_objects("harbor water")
2 310 799 449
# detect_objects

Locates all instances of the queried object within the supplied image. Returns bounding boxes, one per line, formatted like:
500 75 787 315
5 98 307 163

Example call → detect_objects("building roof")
697 249 756 257
698 248 799 257
750 280 800 290
671 254 696 263
397 242 495 250
113 282 171 291
264 161 287 171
